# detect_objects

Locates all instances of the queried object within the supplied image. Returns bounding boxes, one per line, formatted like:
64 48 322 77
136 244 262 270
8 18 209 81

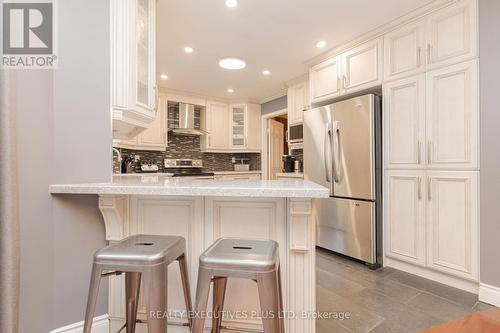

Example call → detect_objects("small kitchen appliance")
282 155 296 173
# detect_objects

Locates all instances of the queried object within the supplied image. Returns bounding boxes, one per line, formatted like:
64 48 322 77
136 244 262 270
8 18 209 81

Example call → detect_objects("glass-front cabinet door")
135 0 156 112
231 105 246 147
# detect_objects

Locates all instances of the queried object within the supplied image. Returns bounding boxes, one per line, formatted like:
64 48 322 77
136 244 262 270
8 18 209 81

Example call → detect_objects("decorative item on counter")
282 155 296 173
232 157 250 172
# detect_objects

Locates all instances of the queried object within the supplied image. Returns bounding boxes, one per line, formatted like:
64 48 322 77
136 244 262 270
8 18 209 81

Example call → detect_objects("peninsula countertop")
49 177 329 198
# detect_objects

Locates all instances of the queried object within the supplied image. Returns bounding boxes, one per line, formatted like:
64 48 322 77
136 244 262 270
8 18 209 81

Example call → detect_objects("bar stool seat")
83 234 192 333
199 238 279 273
193 238 284 333
94 234 186 266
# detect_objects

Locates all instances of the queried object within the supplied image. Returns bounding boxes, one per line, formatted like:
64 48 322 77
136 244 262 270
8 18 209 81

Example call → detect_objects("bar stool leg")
257 270 284 333
143 263 168 333
83 263 103 333
192 267 213 333
177 254 193 327
125 272 142 333
211 277 227 333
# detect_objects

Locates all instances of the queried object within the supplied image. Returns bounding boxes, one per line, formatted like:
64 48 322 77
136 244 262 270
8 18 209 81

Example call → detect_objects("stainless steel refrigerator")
304 94 382 267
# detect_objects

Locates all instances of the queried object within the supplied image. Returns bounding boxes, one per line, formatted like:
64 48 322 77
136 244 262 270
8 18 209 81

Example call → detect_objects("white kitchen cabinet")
111 0 157 139
341 37 383 94
309 38 382 105
426 60 478 170
309 56 342 104
114 94 168 151
426 0 477 69
287 80 309 125
204 101 230 150
202 102 261 153
385 170 426 266
230 104 247 148
384 21 426 81
426 171 478 280
383 75 426 169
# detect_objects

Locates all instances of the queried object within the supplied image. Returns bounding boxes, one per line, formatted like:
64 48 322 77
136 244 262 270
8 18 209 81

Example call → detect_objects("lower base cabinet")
385 170 478 281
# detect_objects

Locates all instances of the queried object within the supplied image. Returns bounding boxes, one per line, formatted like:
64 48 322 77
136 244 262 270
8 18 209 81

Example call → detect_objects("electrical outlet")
231 157 236 163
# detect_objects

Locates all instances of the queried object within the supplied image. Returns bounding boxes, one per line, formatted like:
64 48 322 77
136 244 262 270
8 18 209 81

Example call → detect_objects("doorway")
261 109 288 180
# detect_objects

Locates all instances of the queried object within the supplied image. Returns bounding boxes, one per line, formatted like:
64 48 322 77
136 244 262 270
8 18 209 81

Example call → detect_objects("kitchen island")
50 178 328 333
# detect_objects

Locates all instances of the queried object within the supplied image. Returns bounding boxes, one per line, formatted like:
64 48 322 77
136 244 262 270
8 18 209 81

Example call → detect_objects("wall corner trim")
479 283 500 307
49 314 109 333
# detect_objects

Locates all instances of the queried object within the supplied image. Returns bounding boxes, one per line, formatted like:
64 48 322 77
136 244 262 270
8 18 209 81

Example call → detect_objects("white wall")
479 0 500 289
16 0 112 331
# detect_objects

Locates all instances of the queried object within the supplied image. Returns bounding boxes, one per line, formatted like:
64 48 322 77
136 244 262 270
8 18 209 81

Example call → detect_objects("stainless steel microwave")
288 124 303 144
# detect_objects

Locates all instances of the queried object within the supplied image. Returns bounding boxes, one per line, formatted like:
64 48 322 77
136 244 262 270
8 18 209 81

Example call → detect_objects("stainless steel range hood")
169 103 207 136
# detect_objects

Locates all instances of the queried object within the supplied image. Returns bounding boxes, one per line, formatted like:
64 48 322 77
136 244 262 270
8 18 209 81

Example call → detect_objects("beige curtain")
0 71 20 332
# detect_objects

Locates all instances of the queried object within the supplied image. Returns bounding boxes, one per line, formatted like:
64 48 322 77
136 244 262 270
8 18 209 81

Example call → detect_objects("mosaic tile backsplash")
113 133 261 173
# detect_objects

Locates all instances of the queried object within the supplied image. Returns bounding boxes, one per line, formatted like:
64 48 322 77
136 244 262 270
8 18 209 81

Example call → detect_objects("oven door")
288 124 303 143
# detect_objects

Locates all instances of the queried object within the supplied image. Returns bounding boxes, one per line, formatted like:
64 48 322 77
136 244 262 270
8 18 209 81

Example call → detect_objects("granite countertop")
213 170 262 175
49 178 328 198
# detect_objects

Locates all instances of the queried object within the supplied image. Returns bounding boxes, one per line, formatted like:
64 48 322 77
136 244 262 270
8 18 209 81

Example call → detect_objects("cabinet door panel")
385 171 426 265
426 171 478 279
426 0 477 67
207 101 230 149
230 104 247 148
342 38 383 93
426 60 478 169
310 57 341 103
137 94 166 149
384 22 425 81
288 81 308 124
384 75 425 169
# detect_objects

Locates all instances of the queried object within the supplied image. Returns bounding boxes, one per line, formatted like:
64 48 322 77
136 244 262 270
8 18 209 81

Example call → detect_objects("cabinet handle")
338 76 342 90
343 75 348 88
427 177 432 201
417 47 422 67
427 141 432 164
417 141 422 165
418 177 422 200
427 44 432 64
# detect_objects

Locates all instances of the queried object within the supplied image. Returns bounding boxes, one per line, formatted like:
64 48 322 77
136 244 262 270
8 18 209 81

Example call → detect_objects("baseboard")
479 283 500 306
50 314 109 333
385 257 479 294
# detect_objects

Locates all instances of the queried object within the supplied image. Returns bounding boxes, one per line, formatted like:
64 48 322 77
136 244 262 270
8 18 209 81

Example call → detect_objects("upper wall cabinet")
310 37 383 105
288 80 310 125
111 0 157 140
309 57 341 103
426 0 477 69
202 102 261 153
384 22 426 81
384 0 477 82
114 94 168 151
341 37 383 94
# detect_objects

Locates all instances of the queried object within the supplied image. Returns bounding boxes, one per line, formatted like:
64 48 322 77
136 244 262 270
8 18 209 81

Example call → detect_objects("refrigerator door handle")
333 121 341 183
324 123 333 183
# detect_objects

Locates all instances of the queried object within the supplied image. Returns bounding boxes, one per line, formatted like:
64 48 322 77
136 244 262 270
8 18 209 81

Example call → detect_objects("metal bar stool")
192 238 284 333
83 234 193 333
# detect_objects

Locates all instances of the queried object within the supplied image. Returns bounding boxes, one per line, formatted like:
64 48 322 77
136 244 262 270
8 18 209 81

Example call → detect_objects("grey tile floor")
315 248 494 333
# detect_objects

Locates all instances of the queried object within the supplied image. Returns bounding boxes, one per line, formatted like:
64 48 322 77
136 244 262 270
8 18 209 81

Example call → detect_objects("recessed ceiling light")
316 40 327 48
184 46 194 53
225 0 237 8
160 74 168 80
218 57 246 70
262 69 271 76
227 88 234 93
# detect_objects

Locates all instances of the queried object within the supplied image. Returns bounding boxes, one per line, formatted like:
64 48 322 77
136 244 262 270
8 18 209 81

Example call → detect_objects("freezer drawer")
315 197 376 264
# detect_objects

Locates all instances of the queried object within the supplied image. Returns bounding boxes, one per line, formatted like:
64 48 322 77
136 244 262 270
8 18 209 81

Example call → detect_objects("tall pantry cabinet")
383 0 479 287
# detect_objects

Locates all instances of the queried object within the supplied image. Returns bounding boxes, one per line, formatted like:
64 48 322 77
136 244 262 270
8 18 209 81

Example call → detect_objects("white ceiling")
157 0 432 102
